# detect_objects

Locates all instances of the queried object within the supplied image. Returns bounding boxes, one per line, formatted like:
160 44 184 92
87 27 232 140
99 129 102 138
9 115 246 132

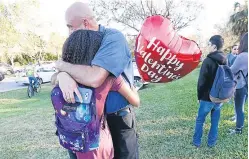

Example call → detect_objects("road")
0 76 148 93
0 77 26 93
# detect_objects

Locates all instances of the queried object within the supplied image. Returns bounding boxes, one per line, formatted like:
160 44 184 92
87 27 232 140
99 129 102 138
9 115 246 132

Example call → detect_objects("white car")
39 61 56 70
16 68 56 85
133 61 149 90
0 71 4 81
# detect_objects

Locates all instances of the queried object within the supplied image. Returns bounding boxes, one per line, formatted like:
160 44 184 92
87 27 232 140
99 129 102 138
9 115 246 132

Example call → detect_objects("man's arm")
56 30 130 88
56 60 109 88
55 30 130 103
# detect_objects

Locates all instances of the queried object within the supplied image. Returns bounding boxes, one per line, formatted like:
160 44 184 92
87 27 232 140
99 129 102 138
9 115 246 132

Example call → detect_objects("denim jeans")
28 76 38 87
193 100 223 146
234 86 248 129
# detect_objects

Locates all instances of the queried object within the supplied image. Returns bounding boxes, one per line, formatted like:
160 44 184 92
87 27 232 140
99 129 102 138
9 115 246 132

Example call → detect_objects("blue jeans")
28 77 38 87
234 86 248 129
193 100 223 146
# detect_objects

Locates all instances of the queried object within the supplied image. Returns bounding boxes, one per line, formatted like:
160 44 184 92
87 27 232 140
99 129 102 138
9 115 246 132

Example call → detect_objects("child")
193 35 227 148
52 30 140 159
229 33 248 134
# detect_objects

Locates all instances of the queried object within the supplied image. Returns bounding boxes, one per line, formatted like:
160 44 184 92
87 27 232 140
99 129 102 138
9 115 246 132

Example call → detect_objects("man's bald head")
65 2 98 34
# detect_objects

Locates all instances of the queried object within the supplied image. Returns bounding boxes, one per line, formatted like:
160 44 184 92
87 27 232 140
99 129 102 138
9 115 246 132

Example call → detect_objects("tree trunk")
10 56 14 67
57 48 60 60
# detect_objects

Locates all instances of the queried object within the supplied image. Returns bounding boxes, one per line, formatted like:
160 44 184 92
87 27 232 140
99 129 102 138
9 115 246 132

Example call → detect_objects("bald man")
55 2 139 159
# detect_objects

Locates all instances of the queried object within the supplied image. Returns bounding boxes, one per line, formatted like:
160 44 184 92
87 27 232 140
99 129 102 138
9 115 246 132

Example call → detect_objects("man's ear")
83 19 89 29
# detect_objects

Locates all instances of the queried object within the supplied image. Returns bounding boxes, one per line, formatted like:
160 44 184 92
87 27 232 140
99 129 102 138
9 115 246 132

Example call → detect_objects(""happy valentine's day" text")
136 37 184 82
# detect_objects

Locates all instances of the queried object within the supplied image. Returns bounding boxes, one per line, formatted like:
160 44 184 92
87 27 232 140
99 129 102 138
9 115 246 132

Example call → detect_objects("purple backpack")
51 85 100 152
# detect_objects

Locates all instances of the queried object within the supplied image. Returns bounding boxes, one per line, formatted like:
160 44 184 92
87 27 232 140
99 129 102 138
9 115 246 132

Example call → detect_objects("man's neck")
90 24 99 31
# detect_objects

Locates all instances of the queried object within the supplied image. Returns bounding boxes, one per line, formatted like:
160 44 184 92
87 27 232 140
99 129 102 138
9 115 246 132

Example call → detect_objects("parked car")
0 71 4 81
16 67 56 85
39 61 56 70
133 61 149 90
14 66 26 77
0 63 14 75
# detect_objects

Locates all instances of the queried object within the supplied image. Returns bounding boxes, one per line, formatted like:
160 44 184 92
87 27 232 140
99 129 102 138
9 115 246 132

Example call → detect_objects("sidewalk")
0 77 26 93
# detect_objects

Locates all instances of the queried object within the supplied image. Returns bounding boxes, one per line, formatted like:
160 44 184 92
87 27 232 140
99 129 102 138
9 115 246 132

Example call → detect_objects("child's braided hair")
62 29 103 65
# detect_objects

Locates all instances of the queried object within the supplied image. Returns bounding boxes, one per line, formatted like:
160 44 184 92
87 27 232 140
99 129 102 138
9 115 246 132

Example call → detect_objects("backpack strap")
122 72 132 87
239 70 248 84
208 57 220 66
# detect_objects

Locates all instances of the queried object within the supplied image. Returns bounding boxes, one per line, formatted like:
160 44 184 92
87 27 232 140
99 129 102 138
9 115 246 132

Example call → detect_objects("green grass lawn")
0 69 247 159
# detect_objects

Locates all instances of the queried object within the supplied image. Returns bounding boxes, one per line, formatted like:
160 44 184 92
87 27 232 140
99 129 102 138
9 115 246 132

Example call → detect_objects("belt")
108 107 131 116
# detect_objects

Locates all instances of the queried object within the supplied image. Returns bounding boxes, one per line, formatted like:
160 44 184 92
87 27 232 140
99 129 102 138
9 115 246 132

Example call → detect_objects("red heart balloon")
135 15 202 83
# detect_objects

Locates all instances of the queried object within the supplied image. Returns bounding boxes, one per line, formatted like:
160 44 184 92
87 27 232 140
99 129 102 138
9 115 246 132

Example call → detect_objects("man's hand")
57 72 83 103
55 60 70 72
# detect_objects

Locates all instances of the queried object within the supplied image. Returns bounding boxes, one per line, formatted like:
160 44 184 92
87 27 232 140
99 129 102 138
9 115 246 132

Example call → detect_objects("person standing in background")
229 33 248 135
227 45 239 67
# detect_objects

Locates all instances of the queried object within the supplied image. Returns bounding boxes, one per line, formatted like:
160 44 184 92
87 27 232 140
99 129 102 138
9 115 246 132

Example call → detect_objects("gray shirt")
231 52 248 89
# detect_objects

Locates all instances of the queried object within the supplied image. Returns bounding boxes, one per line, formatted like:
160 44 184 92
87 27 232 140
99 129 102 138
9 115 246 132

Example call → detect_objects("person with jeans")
227 45 239 121
193 35 227 148
55 2 139 159
229 33 248 134
26 63 39 88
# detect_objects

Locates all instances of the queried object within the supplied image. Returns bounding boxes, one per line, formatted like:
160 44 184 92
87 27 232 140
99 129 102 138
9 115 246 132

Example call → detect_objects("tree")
0 2 23 66
229 1 248 36
47 32 66 60
215 1 248 54
215 23 239 53
21 31 47 61
91 0 203 32
0 0 40 65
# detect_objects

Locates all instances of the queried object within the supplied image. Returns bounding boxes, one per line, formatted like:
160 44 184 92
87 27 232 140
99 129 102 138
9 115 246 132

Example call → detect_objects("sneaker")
192 142 200 148
229 116 236 121
231 119 236 123
207 143 216 148
229 128 242 135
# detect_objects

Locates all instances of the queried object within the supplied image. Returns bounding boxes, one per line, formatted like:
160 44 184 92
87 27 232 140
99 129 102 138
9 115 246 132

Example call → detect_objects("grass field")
0 69 247 159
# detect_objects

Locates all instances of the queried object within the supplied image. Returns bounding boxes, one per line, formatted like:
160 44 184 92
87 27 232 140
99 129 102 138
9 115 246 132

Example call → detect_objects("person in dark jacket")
193 35 227 148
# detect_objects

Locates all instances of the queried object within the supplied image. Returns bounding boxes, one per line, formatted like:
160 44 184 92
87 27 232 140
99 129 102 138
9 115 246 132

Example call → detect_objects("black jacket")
197 51 227 102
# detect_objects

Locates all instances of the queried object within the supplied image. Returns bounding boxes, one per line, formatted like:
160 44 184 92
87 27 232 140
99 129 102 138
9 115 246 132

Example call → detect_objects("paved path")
0 77 26 93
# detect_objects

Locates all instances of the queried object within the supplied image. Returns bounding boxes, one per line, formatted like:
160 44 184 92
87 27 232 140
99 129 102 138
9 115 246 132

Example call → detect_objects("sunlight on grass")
0 71 247 159
0 98 38 105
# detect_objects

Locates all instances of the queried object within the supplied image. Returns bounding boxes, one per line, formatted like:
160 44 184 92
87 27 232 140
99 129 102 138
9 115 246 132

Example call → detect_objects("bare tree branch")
91 0 203 33
140 0 146 17
146 0 153 16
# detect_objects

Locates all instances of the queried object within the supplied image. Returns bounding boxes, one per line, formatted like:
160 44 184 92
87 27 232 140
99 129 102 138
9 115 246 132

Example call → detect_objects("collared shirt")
91 25 134 113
